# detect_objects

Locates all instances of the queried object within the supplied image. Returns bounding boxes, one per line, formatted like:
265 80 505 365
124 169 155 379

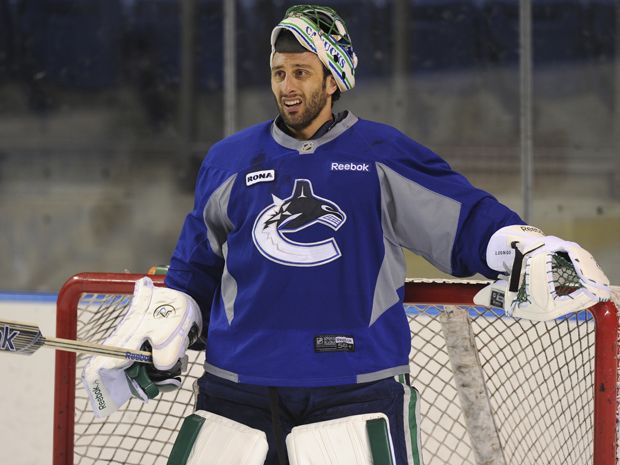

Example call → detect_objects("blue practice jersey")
165 112 524 387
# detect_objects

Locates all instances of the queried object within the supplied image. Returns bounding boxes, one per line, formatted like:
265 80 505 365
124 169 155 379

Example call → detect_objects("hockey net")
53 273 620 465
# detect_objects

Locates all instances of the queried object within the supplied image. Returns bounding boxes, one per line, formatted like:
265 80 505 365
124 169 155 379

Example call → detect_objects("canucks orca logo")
252 179 346 266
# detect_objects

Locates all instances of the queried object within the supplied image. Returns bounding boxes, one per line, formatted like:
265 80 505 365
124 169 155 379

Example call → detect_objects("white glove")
476 225 611 320
484 224 545 273
81 277 202 417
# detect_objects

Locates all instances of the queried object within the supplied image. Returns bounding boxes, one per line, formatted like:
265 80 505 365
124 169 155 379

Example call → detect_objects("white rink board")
0 296 56 465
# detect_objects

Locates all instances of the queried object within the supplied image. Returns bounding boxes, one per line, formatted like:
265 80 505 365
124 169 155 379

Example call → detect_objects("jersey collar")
271 111 359 154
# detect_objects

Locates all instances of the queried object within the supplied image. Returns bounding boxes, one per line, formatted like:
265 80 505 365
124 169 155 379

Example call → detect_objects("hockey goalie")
80 4 611 465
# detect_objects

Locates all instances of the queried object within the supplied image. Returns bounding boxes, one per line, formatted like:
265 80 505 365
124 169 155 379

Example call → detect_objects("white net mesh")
408 305 595 465
63 283 618 465
72 294 205 465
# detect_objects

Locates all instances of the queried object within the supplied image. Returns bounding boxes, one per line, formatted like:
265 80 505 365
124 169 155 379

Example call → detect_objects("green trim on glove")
126 364 160 400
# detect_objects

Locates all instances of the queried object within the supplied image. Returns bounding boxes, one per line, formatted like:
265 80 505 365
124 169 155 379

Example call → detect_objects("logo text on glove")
153 304 176 319
92 381 107 411
124 352 153 363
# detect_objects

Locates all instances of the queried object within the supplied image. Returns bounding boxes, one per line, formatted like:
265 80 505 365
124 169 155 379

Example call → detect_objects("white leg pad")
168 410 268 465
286 413 396 465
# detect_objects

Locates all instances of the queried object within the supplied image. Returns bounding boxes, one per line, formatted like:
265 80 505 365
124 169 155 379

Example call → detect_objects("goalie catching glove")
81 277 202 417
475 225 611 321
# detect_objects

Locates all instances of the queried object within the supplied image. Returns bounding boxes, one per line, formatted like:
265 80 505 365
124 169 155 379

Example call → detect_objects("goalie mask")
270 4 358 92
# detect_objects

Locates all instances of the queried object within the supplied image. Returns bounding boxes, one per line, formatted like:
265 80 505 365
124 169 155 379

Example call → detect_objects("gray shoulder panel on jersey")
270 112 359 154
376 162 460 274
203 173 237 257
203 173 238 325
220 241 237 325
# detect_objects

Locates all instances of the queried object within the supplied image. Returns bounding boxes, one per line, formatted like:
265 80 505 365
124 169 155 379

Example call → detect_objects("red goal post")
53 272 619 465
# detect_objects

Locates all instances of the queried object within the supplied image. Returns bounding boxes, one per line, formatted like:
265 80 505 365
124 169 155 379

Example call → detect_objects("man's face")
271 51 337 135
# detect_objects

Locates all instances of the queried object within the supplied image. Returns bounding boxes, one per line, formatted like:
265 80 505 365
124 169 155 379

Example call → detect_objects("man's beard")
278 81 328 131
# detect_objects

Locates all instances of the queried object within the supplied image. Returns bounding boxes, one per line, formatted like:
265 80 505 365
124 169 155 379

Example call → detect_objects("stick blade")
0 320 43 355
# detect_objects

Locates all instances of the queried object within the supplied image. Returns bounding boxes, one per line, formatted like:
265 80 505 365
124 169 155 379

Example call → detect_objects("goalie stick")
0 318 153 363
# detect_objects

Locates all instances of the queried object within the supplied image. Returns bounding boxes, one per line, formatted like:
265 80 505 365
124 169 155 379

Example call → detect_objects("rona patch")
246 169 275 186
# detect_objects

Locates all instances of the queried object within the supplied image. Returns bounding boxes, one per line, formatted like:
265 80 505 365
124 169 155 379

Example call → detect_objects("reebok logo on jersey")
246 170 275 186
331 162 369 172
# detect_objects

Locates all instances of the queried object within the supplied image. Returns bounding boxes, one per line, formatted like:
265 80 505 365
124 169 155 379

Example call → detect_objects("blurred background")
0 0 618 292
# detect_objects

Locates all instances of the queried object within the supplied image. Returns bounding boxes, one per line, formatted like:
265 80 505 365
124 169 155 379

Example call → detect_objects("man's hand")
81 277 202 417
477 225 610 320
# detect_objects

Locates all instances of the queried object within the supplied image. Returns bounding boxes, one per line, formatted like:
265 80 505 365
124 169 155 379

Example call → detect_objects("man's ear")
326 75 338 97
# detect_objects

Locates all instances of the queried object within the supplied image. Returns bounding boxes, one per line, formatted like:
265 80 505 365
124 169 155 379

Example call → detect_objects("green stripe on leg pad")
367 418 395 465
167 414 206 465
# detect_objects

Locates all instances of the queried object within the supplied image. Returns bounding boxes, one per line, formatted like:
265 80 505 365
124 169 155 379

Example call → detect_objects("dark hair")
273 30 341 103
274 30 306 54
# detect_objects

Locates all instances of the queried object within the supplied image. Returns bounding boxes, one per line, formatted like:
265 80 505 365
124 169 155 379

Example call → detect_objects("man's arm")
373 134 524 279
165 161 237 342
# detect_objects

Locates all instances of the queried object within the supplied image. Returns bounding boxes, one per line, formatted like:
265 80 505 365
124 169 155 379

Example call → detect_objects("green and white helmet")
270 4 358 93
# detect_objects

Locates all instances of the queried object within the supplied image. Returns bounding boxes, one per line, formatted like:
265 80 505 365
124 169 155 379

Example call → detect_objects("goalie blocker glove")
81 277 202 417
475 225 611 321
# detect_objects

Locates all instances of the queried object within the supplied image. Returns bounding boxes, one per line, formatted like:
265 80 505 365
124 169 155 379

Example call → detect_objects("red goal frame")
52 272 618 465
